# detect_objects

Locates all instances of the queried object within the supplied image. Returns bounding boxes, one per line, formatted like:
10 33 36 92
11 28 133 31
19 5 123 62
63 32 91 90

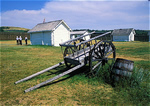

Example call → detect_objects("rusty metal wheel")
89 40 116 76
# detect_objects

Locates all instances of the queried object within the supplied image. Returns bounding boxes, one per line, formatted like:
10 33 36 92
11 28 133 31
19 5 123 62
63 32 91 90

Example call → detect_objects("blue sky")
1 0 149 30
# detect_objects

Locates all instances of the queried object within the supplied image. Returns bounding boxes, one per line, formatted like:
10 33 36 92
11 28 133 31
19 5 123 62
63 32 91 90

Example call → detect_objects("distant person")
19 36 22 45
16 36 19 45
25 36 28 45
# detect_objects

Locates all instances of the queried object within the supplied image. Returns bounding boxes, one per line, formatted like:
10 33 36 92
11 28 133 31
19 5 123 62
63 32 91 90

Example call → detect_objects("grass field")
1 40 150 105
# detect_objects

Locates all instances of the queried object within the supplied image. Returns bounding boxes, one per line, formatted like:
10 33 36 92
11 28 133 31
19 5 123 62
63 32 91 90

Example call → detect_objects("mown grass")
114 42 150 69
0 40 150 105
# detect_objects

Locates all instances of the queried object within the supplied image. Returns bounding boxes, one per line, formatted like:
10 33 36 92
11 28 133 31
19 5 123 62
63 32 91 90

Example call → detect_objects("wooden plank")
64 58 80 65
64 44 95 65
24 64 84 93
65 45 94 59
65 48 91 65
59 44 75 47
76 31 111 46
59 31 95 46
15 61 64 84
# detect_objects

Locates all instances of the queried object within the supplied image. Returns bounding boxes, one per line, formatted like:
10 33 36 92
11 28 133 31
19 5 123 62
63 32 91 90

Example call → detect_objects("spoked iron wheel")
63 47 74 68
89 40 116 76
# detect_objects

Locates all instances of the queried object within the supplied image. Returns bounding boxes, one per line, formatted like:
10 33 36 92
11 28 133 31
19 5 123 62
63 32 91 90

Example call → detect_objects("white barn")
28 20 71 46
111 28 136 41
70 30 90 40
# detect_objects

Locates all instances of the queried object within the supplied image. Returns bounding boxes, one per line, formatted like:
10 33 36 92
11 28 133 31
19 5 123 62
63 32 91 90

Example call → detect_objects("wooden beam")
24 64 84 93
59 31 95 46
76 31 111 46
59 44 75 47
15 61 64 84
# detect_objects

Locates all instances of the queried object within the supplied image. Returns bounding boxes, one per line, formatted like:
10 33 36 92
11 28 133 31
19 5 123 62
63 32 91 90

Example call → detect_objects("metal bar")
59 31 95 46
95 39 97 44
95 63 102 75
24 64 84 93
76 31 111 46
59 44 75 47
15 61 64 84
92 59 102 62
105 50 114 57
92 61 102 70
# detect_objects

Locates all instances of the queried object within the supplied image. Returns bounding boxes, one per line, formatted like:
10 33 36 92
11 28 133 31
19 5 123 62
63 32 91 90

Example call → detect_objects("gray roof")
28 20 71 33
111 28 135 36
70 30 88 35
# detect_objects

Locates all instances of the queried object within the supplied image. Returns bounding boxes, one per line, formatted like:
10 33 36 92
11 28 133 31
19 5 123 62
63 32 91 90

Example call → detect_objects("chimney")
43 18 45 23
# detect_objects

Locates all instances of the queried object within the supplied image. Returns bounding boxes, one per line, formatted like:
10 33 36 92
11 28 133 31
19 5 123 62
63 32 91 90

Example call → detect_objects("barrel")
111 58 134 81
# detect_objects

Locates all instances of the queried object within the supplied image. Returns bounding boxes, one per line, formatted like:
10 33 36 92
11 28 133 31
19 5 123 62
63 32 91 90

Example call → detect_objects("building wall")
30 22 70 46
113 31 135 42
53 23 70 46
70 35 75 39
70 32 90 40
30 32 43 45
84 32 90 40
42 32 51 45
30 31 51 45
113 35 129 41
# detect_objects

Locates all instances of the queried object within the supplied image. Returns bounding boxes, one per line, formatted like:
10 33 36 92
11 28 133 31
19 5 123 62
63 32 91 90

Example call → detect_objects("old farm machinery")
15 31 116 92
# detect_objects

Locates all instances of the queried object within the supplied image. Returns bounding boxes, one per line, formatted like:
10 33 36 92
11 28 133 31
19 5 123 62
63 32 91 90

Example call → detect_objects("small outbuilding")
70 30 90 40
28 20 71 46
111 28 136 41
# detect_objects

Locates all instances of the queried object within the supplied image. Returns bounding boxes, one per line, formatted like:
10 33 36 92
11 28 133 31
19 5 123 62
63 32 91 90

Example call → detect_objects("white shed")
111 28 136 41
70 30 90 40
28 20 71 46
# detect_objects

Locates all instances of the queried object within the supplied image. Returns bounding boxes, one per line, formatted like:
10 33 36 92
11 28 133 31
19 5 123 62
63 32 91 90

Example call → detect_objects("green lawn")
0 40 150 105
114 42 150 69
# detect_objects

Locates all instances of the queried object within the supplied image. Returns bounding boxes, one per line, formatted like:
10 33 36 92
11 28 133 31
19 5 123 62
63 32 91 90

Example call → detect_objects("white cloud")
1 1 149 30
1 8 49 28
